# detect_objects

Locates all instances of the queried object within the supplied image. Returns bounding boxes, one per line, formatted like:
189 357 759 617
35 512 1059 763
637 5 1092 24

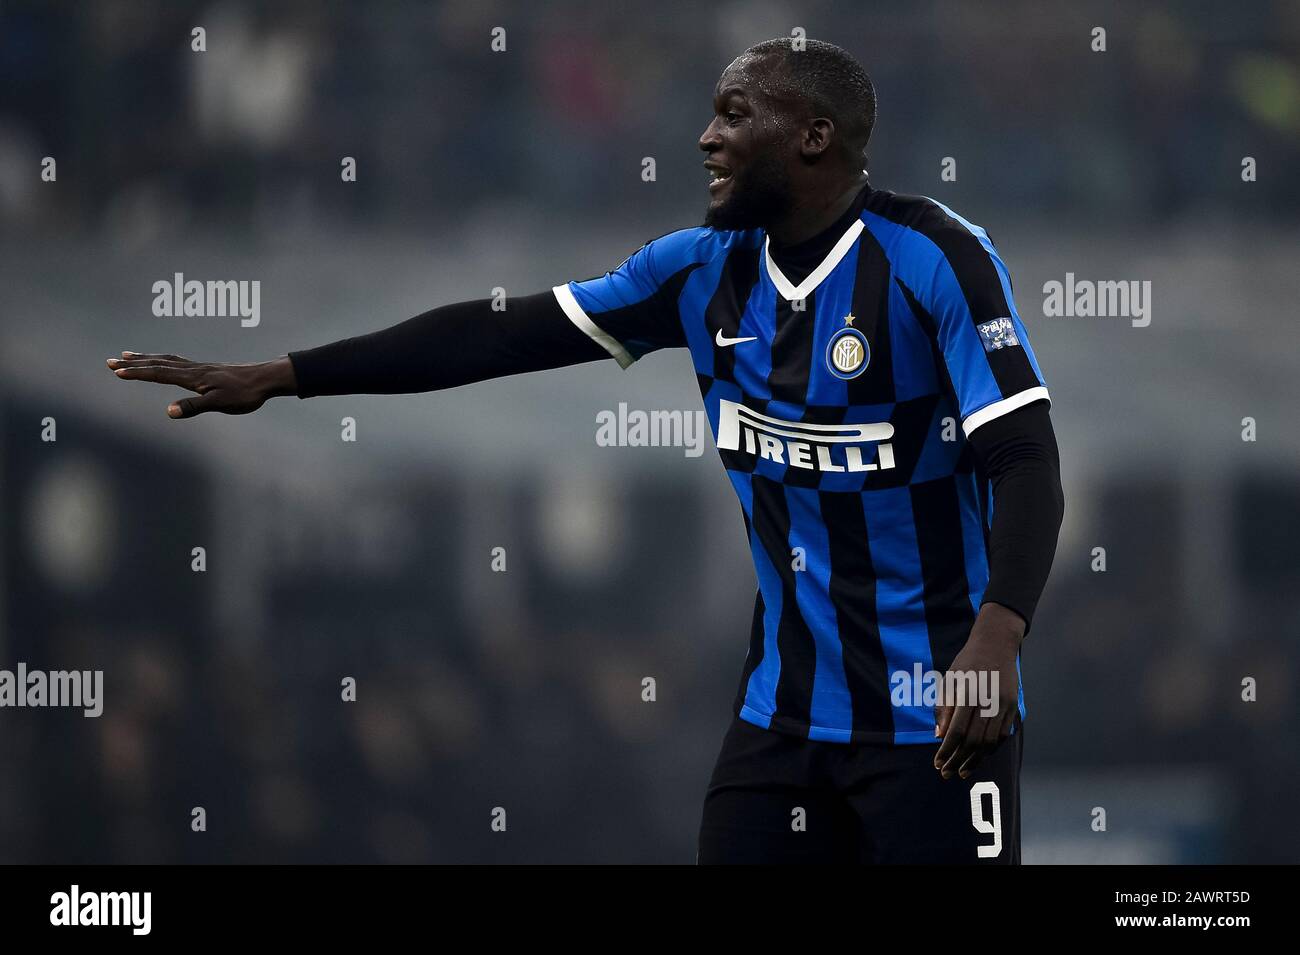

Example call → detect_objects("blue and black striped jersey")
553 185 1049 744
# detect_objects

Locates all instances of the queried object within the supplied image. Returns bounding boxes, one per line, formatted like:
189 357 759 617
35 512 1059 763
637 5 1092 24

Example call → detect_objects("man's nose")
699 119 721 152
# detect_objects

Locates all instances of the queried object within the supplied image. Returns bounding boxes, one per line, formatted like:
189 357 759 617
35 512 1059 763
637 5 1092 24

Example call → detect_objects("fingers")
934 701 953 739
108 354 197 371
108 353 204 389
951 703 1017 781
115 351 191 362
169 393 220 419
943 708 984 780
106 353 213 417
108 361 201 388
956 717 995 779
111 359 193 369
934 704 972 779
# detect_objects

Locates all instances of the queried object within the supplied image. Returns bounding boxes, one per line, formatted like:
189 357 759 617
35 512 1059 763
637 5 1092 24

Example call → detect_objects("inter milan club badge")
826 313 870 380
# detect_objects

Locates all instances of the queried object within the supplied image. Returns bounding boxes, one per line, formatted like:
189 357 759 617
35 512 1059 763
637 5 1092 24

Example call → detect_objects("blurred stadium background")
1 0 1298 863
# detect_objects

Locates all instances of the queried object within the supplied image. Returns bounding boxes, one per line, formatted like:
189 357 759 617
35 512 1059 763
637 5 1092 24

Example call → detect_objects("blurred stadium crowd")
4 0 1300 234
1 0 1298 862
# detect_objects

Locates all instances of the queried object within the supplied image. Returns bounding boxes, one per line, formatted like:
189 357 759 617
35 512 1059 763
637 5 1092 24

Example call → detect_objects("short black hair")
741 37 876 158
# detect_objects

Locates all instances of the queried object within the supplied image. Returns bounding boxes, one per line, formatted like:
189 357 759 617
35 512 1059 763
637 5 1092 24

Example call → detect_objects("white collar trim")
763 217 865 302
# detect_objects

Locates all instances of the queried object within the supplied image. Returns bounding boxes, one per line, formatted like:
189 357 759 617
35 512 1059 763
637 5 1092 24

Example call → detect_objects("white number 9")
969 781 1002 858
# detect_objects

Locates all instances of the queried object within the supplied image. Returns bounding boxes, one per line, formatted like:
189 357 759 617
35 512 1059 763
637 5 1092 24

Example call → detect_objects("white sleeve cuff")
962 386 1051 437
551 284 635 369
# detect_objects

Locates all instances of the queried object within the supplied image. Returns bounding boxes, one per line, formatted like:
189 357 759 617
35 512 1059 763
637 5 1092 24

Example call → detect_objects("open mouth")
705 163 733 193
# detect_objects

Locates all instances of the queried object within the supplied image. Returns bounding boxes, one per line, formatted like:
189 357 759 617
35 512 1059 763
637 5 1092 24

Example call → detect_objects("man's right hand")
106 352 298 418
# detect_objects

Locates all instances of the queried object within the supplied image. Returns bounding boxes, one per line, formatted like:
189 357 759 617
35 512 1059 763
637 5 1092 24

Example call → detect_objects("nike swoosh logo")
715 330 758 347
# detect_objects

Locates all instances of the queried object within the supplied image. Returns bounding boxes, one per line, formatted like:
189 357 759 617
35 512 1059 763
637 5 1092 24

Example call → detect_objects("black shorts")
697 715 1023 864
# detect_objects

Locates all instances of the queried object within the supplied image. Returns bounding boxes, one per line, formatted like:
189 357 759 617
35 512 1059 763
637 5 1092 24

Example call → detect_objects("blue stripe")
863 486 937 742
784 486 853 741
729 469 782 722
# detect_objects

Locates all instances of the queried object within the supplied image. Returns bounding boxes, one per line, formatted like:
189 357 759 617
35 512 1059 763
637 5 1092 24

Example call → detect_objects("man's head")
700 38 876 231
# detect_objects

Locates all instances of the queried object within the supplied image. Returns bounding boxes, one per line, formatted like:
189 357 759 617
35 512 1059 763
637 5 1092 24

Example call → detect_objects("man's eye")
725 111 742 124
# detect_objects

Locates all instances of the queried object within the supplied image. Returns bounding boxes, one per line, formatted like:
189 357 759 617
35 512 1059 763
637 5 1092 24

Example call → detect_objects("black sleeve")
966 400 1065 634
287 290 609 398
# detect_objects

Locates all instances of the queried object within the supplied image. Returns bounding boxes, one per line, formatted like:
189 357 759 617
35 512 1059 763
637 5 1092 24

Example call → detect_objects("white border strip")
552 284 634 369
764 218 865 301
962 386 1051 437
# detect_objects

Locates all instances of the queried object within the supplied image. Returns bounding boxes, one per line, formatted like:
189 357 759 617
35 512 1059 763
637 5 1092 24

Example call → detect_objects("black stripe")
706 245 763 385
909 475 977 675
766 288 816 404
855 392 941 491
865 190 1039 399
749 475 816 730
761 286 819 487
819 490 895 733
846 226 895 406
781 399 829 489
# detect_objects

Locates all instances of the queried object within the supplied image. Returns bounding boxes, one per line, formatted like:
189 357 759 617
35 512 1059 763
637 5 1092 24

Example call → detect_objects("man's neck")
766 171 869 246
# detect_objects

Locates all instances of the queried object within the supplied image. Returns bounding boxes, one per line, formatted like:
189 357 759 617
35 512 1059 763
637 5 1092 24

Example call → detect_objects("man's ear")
802 117 836 158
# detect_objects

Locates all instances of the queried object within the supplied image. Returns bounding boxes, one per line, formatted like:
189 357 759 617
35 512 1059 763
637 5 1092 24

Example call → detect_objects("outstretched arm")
108 291 607 418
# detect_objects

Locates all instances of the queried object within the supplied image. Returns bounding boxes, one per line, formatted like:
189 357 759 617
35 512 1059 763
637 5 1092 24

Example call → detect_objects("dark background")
1 0 1297 862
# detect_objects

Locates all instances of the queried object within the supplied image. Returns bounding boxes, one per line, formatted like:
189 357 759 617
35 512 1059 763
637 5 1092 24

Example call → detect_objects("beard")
703 149 793 231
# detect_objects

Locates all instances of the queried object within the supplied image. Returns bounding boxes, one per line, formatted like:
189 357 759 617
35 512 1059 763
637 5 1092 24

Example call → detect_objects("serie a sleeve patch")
976 317 1020 352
